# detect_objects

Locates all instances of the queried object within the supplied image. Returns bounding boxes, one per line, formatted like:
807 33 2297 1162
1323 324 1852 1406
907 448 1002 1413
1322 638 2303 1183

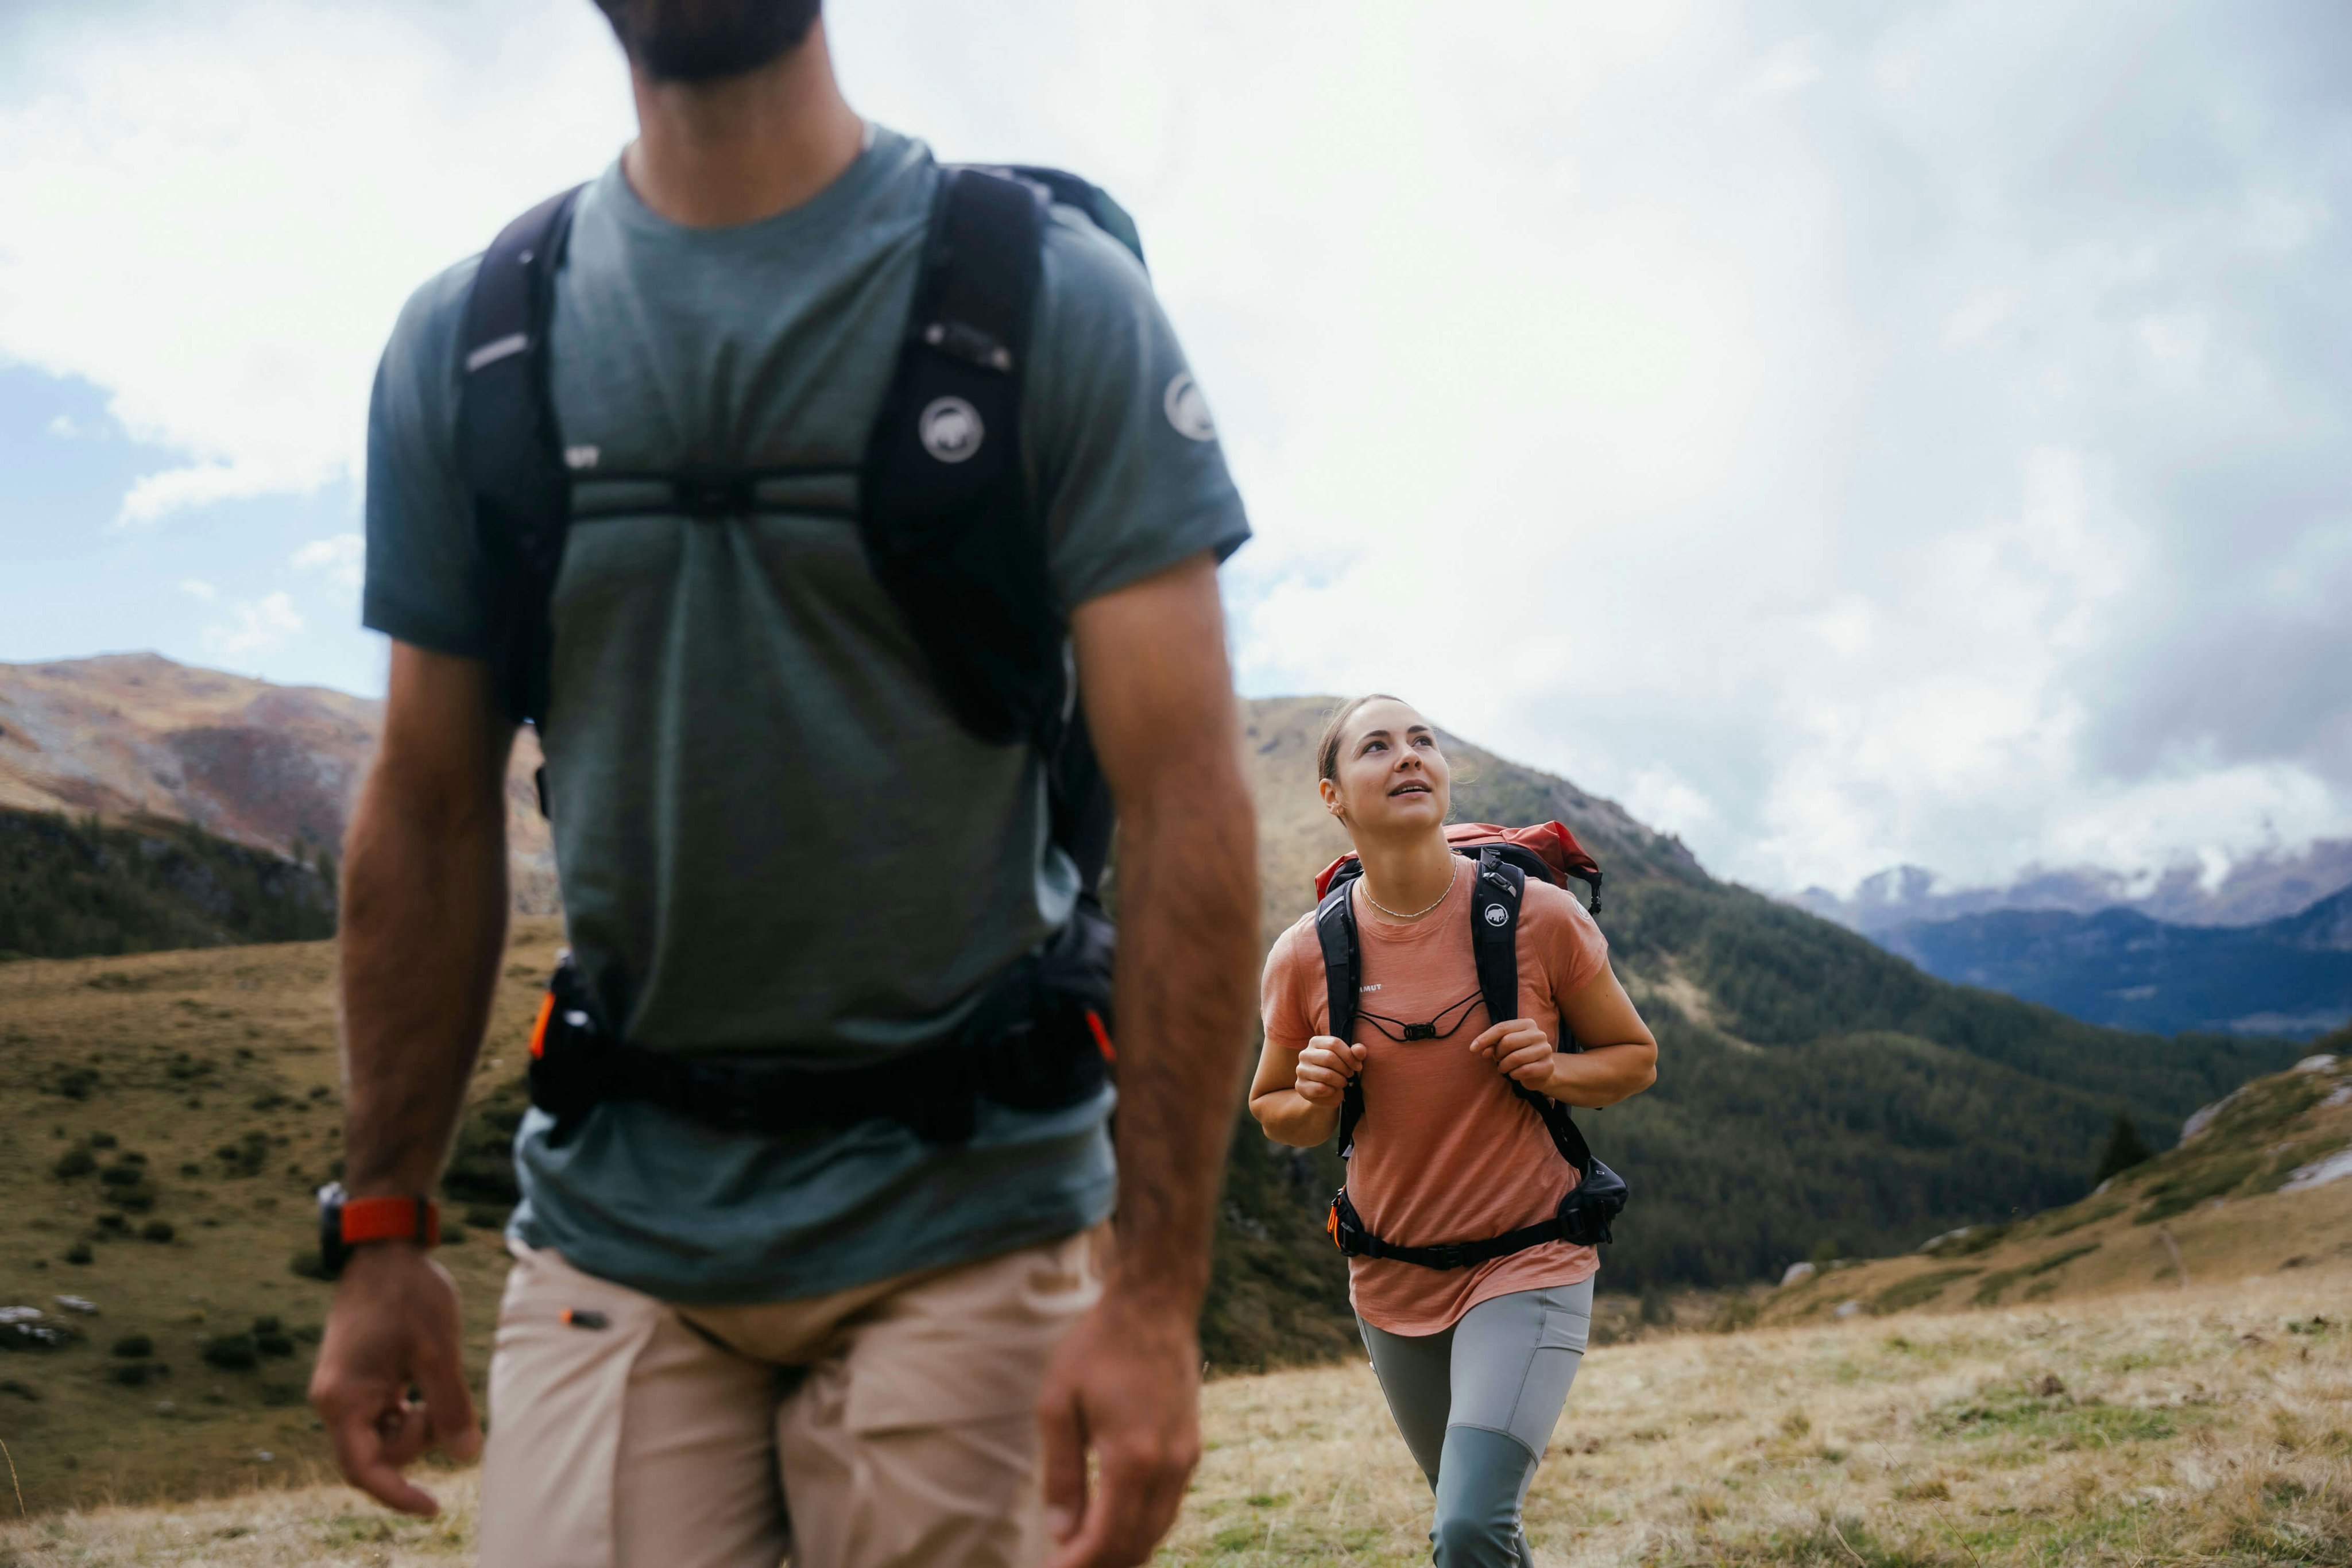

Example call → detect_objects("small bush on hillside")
105 1181 158 1213
64 1242 92 1265
288 1249 329 1280
141 1219 175 1242
201 1333 258 1371
90 1132 116 1148
52 1147 96 1179
51 1068 99 1099
99 1162 146 1187
111 1334 153 1358
96 1213 127 1233
106 1362 153 1387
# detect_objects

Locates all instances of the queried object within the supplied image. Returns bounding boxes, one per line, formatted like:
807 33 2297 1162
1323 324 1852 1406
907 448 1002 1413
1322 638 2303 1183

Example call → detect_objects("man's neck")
621 21 865 230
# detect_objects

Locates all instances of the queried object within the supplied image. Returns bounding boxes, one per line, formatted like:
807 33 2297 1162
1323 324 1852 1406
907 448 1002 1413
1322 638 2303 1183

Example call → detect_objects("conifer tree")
2094 1112 2152 1184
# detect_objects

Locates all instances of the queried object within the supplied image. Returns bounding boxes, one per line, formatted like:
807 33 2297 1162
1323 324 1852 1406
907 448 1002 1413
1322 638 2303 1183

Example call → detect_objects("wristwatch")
316 1182 442 1279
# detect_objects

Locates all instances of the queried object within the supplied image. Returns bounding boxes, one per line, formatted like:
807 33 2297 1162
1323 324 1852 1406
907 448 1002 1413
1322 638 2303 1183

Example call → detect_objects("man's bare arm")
340 643 515 1191
309 642 512 1515
1036 552 1259 1568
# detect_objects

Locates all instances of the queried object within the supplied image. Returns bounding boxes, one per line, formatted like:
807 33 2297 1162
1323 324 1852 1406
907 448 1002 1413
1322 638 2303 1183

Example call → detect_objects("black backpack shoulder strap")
1313 870 1366 1157
1467 845 1601 1174
1469 846 1525 1031
456 184 585 731
861 166 1060 752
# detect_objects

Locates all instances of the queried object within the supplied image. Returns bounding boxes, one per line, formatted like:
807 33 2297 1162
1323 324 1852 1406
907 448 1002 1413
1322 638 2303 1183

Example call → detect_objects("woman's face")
1321 698 1451 837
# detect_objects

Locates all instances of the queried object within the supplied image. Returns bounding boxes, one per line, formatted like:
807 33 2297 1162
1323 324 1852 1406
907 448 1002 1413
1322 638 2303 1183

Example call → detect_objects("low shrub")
99 1163 146 1187
90 1132 117 1148
64 1241 92 1265
111 1334 154 1358
201 1333 258 1371
106 1362 153 1387
141 1219 175 1242
52 1146 96 1179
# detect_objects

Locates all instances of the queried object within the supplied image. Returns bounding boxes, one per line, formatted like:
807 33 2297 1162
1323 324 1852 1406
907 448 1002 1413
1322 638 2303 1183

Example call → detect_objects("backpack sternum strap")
457 184 585 733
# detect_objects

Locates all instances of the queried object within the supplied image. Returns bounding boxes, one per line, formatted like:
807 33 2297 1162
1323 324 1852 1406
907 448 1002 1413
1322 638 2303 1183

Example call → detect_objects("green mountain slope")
0 807 336 961
1214 699 2303 1316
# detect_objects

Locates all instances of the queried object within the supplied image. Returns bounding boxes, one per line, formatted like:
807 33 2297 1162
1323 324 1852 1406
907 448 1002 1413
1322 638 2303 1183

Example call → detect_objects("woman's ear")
1318 776 1344 820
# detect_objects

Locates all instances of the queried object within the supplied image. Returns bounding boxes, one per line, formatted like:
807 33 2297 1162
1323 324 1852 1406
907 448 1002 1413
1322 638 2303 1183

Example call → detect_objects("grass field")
0 922 563 1515
3 1269 2345 1567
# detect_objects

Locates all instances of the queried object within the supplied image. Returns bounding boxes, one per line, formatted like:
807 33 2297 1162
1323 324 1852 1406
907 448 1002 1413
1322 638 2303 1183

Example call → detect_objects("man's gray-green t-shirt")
362 126 1250 1304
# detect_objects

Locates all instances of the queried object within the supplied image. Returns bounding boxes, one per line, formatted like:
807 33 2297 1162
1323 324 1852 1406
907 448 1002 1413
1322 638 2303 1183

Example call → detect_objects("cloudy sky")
2 0 2347 896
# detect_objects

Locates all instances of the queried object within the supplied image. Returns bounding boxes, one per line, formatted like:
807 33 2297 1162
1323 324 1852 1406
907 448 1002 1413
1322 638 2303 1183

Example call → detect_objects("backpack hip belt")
1325 1180 1619 1270
527 901 1116 1148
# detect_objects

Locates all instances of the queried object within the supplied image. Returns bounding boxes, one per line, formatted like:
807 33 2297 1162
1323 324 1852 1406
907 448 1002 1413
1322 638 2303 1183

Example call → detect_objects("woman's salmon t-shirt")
1260 865 1611 1335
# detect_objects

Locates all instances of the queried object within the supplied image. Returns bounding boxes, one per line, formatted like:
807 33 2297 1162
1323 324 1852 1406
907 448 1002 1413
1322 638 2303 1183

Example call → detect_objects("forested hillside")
0 807 335 960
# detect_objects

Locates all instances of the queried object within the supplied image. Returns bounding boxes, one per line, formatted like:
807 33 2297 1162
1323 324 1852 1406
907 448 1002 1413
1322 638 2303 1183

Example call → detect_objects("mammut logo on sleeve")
919 397 984 463
1163 372 1216 442
1484 904 1509 927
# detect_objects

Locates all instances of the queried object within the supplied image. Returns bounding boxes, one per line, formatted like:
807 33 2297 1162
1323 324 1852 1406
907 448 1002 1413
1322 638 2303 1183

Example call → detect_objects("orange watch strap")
340 1195 441 1248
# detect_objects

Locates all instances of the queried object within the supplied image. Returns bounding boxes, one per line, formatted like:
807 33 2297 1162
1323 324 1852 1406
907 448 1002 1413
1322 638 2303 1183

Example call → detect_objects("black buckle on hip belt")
527 904 1116 1148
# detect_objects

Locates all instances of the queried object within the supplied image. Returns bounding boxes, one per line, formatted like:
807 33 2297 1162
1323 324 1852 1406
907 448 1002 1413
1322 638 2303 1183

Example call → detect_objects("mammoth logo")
1484 903 1509 927
919 396 984 463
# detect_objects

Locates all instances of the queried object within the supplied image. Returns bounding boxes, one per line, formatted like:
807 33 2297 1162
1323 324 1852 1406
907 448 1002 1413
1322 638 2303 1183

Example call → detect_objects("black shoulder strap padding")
1465 846 1597 1174
1313 875 1365 1157
457 183 585 731
1003 165 1147 270
861 167 1059 751
1468 847 1524 1032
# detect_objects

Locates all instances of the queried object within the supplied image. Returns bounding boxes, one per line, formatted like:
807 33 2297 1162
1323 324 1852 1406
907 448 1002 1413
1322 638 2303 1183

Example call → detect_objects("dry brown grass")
7 1268 2345 1567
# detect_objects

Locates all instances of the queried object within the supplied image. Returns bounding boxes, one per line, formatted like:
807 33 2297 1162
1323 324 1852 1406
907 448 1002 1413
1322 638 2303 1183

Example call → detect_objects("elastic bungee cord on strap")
1354 991 1484 1043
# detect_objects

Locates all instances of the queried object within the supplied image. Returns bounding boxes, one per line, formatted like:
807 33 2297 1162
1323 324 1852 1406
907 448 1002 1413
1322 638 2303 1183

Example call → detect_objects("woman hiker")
1250 695 1659 1567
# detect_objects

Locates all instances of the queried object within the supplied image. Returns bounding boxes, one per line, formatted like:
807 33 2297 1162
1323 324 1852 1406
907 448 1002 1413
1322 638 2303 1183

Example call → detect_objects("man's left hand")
1035 1285 1204 1568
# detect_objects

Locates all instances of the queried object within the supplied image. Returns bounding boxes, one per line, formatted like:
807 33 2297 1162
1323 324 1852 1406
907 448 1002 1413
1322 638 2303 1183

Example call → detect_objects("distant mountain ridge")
1882 885 2352 1039
1794 842 2352 935
0 653 554 910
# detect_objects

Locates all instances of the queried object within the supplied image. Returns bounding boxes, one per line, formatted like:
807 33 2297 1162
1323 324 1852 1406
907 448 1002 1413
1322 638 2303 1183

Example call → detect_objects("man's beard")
594 0 824 83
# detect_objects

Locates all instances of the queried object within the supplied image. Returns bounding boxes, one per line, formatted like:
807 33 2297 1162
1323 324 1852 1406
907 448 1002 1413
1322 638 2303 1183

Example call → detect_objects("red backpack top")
1314 820 1602 911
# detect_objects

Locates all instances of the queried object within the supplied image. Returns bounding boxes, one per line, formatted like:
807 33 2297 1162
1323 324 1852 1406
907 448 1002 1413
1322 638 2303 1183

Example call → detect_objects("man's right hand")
1292 1035 1366 1106
308 1242 481 1516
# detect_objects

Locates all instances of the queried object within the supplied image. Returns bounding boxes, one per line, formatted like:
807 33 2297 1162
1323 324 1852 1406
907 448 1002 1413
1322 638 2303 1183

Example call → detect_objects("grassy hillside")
11 1270 2348 1567
0 808 336 962
0 925 562 1516
1757 1033 2352 1325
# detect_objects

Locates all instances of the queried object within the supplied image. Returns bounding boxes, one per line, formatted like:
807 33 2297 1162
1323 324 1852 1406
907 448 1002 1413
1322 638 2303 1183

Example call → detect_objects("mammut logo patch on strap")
919 396 984 463
1484 903 1510 927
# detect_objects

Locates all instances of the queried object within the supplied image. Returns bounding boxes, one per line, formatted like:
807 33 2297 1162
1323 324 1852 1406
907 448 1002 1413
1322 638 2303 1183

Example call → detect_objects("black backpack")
455 164 1138 1143
1316 835 1630 1265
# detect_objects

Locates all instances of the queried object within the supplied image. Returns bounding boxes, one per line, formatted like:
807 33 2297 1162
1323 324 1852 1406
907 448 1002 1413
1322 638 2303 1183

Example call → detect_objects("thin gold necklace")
1361 857 1458 921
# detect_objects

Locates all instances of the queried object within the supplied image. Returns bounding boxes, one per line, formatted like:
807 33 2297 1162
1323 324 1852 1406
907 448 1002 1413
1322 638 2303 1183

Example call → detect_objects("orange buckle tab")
1084 1008 1116 1063
528 990 556 1059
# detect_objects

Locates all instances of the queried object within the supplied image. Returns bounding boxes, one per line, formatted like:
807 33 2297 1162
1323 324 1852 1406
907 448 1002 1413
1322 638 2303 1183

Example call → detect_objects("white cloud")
44 413 83 439
179 578 216 602
118 462 282 527
291 532 366 591
0 0 631 514
203 592 304 658
3 0 2347 896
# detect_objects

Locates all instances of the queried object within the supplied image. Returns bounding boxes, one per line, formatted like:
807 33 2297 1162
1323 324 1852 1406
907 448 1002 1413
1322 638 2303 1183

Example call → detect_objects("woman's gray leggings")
1357 1280 1593 1568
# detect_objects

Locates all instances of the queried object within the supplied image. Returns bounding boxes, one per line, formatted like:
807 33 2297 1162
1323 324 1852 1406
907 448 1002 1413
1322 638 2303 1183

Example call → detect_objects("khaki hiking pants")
477 1229 1105 1568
